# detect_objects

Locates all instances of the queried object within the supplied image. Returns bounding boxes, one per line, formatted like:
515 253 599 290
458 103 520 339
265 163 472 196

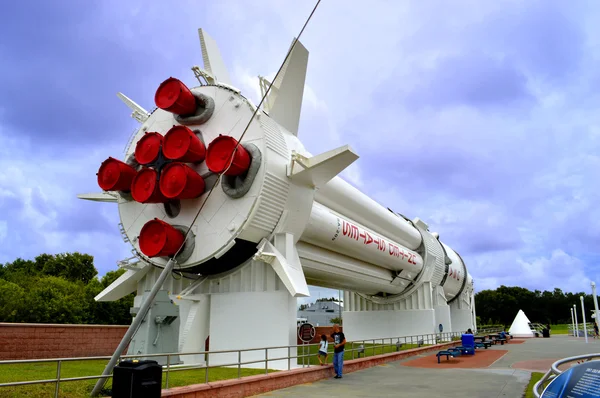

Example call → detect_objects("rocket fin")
95 262 151 302
198 28 232 86
255 233 310 297
117 92 149 123
268 38 309 136
77 192 119 203
288 145 359 188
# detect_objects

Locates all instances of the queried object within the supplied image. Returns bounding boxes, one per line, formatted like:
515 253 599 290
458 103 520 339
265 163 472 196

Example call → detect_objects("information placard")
542 360 600 398
298 323 316 343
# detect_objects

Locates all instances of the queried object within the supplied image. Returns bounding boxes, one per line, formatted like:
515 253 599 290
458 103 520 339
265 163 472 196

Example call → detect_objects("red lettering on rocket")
341 219 415 263
342 220 360 240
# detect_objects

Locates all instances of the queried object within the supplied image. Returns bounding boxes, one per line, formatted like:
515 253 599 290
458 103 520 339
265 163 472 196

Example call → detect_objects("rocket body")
87 32 473 306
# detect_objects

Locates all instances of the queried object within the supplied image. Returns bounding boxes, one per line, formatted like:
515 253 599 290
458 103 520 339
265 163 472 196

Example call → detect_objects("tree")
475 285 595 326
36 252 97 284
330 317 342 325
0 279 26 322
0 253 133 325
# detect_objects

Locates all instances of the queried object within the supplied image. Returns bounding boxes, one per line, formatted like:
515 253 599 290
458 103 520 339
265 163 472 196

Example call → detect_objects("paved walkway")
254 335 600 397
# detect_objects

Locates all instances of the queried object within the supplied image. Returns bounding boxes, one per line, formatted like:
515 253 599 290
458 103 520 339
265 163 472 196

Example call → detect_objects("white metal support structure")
574 304 579 337
592 282 600 328
580 296 588 343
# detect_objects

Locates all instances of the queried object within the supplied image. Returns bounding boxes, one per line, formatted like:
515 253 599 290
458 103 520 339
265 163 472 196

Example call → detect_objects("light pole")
581 296 589 343
338 289 342 323
571 307 576 337
592 282 599 330
574 304 579 338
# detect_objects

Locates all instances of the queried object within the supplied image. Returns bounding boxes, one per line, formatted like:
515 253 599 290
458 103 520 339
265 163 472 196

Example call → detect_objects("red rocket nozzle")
162 126 206 163
97 157 137 191
159 162 206 200
155 77 197 115
139 218 185 258
131 168 168 203
206 135 251 176
135 132 163 165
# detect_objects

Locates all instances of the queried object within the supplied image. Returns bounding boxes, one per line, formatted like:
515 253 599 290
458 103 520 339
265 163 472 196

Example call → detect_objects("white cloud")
4 0 600 299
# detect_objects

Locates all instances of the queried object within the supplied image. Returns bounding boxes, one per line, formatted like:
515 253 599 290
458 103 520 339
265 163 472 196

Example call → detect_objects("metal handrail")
0 328 499 397
533 353 600 397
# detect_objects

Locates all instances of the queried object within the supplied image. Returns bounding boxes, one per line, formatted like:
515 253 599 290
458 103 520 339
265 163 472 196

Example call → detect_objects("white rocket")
81 31 475 377
81 29 472 306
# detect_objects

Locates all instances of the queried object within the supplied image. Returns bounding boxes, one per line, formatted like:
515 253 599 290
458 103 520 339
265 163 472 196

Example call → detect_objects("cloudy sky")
1 0 600 302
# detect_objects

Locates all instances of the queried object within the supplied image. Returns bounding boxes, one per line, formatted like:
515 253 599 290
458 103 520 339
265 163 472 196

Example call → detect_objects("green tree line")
0 253 133 325
475 285 597 326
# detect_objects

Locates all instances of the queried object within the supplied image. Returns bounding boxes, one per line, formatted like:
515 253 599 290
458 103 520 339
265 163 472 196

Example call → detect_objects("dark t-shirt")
331 332 345 353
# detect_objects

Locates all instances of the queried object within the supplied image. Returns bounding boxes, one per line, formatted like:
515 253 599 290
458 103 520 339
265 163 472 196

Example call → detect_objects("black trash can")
542 328 550 338
112 359 162 398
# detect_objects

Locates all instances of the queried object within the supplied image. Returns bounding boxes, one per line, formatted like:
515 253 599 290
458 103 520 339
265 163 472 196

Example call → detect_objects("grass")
0 340 435 397
0 359 275 398
296 341 430 366
524 372 545 398
550 324 570 334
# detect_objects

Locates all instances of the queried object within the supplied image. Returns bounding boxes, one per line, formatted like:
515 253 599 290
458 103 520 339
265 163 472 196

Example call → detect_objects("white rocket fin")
255 233 310 297
258 75 279 114
288 145 359 188
198 28 232 86
268 39 309 136
95 262 151 302
77 192 119 203
117 92 150 123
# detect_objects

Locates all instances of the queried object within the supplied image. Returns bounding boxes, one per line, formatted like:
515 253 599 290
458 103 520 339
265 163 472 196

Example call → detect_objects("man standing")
331 324 346 379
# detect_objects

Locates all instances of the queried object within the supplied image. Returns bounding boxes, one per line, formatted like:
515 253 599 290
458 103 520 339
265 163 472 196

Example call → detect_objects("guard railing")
533 353 600 397
0 328 500 397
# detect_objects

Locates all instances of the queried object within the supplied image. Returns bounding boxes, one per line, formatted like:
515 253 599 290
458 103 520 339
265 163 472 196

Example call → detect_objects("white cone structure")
508 309 534 338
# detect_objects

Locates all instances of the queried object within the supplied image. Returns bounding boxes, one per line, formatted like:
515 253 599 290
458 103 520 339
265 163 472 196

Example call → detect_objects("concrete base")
343 309 436 341
206 290 298 370
434 304 452 334
450 306 475 333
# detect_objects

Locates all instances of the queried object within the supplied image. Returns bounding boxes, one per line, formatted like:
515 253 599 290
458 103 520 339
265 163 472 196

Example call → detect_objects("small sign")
298 323 316 343
542 360 600 397
439 324 443 333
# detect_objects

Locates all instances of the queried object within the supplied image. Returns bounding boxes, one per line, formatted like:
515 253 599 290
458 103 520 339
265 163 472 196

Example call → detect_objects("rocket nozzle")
155 77 197 116
139 218 185 258
97 157 137 192
162 126 206 163
135 132 164 165
159 162 206 199
131 168 168 203
206 135 251 176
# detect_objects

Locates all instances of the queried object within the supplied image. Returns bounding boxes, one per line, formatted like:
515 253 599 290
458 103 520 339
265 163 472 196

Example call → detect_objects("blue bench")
455 346 475 355
475 341 491 349
447 347 462 356
436 350 456 363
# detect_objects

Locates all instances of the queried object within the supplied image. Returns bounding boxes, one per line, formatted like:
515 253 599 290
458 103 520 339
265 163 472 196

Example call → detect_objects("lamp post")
574 304 579 338
571 307 576 337
592 282 600 330
581 296 589 343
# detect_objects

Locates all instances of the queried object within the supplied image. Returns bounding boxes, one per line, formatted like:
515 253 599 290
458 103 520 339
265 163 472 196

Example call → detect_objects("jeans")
333 351 344 376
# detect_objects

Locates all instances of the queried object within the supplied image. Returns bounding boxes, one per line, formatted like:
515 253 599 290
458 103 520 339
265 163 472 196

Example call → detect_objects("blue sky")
1 0 600 303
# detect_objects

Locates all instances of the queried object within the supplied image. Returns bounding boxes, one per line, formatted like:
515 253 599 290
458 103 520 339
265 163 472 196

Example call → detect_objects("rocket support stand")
90 258 176 397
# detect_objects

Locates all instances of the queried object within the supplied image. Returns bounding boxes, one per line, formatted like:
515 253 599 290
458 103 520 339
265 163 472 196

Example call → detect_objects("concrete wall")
207 291 297 370
0 322 341 360
0 323 129 360
343 309 436 341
